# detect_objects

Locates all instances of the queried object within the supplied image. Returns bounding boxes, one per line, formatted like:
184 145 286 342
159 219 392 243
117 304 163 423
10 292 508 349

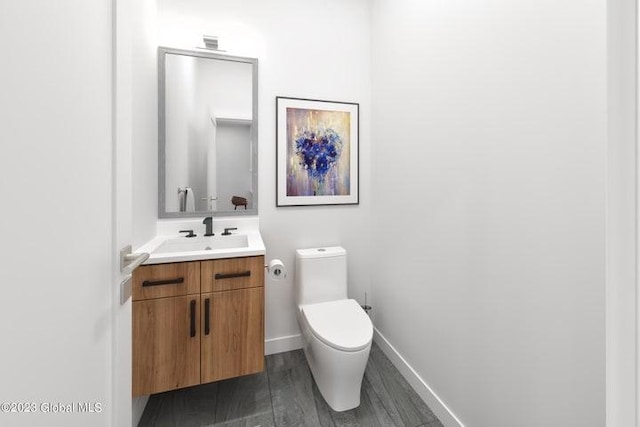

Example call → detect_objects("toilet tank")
295 247 347 306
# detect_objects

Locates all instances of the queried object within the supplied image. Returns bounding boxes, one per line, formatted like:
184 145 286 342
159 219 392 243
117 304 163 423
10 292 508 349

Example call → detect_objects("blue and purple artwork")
286 108 351 197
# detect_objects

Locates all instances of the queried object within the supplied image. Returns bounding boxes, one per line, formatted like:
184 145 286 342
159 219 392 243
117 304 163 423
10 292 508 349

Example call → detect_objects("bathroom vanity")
133 255 264 396
132 228 266 396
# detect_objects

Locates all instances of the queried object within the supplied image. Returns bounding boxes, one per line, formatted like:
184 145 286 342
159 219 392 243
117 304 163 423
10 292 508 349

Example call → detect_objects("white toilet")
295 246 373 412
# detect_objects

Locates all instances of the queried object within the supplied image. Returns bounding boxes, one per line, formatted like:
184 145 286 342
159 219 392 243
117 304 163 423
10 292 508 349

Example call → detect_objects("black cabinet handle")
189 300 196 338
204 298 210 336
142 277 184 287
214 271 251 280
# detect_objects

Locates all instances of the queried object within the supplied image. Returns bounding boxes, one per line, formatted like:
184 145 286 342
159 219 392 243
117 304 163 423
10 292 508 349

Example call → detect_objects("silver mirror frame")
158 46 259 218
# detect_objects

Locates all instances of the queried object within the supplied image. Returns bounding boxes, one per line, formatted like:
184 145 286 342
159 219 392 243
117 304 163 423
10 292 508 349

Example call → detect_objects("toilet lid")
301 299 373 352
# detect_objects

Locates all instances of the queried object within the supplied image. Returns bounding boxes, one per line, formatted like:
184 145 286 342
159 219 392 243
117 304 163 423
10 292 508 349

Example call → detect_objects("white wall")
371 1 606 427
158 0 373 349
131 0 159 250
0 1 114 426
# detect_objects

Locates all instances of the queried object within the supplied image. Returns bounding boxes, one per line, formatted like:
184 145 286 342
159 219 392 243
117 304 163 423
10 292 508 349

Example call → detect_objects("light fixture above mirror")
202 35 222 51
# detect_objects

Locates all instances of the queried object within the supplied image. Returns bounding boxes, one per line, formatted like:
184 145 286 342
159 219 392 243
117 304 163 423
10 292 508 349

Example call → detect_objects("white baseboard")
265 334 303 355
373 328 464 427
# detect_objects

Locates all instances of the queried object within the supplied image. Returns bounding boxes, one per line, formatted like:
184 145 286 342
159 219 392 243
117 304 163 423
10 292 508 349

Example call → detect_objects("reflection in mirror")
159 47 258 217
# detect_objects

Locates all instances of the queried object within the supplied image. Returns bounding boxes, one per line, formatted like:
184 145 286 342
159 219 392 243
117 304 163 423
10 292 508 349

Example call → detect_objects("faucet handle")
179 230 196 238
221 227 237 236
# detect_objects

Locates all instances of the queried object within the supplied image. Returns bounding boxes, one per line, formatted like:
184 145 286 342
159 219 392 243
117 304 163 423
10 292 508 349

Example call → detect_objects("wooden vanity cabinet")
132 256 264 396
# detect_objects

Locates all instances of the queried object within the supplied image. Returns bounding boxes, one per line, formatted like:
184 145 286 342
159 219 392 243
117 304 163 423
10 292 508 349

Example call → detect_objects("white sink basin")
153 235 248 254
137 229 266 264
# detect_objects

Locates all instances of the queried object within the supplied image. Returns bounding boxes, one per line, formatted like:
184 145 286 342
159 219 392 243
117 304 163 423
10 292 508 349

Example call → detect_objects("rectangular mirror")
158 47 258 218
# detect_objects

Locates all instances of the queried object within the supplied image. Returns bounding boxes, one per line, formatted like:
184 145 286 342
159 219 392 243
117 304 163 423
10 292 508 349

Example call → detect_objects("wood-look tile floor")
138 342 444 427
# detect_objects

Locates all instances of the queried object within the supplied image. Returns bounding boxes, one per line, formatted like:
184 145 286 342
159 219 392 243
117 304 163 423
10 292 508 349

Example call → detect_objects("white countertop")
136 222 266 264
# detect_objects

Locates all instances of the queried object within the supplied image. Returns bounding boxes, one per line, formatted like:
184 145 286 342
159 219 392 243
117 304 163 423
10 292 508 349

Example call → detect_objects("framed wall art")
276 96 359 206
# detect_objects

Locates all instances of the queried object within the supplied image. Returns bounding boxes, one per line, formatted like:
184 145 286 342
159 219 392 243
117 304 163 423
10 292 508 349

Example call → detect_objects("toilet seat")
301 299 373 352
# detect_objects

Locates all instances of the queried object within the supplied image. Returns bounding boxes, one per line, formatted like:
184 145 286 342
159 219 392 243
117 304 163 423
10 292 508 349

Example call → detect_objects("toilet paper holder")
265 259 287 280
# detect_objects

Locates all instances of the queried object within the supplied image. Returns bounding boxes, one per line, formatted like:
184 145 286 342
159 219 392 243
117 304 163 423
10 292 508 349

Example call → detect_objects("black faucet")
221 227 237 236
203 217 214 236
179 230 196 238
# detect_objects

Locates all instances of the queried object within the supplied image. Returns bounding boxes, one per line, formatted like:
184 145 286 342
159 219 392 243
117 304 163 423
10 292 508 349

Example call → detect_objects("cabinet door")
133 296 200 396
201 287 264 383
